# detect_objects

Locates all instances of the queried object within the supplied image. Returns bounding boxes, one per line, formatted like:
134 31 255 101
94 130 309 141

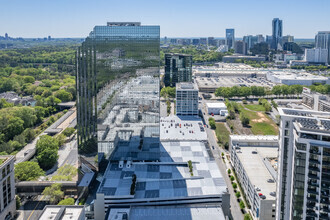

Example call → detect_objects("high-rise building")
199 38 207 45
76 22 160 174
226 29 235 49
0 156 15 220
243 35 258 50
305 48 328 64
282 35 294 44
192 39 200 45
176 83 198 116
276 108 330 220
272 18 283 50
315 31 330 63
234 40 247 55
257 34 265 43
208 37 216 46
164 53 192 87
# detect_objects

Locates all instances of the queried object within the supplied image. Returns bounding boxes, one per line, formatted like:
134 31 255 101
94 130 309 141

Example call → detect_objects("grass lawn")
238 104 278 135
244 104 266 112
215 123 230 147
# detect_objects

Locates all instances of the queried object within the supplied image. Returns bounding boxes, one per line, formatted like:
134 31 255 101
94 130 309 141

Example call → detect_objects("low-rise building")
0 156 15 220
222 55 266 63
230 135 278 220
206 102 228 116
266 71 329 86
38 205 85 220
302 87 330 112
0 91 36 106
176 83 199 116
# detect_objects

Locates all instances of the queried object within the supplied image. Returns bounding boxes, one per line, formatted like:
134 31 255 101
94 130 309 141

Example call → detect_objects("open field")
215 122 231 147
244 104 266 112
236 104 278 135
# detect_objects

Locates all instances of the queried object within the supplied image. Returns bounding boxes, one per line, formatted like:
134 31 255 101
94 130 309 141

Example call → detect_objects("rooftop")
108 205 226 220
206 102 226 108
98 140 226 201
39 205 85 220
231 135 278 200
160 115 207 141
176 82 198 90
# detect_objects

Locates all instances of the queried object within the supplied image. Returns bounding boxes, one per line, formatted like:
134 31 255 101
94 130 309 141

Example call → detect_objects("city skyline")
1 0 330 38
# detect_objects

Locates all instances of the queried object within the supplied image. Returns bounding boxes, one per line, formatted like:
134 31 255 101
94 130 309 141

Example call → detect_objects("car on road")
212 146 215 150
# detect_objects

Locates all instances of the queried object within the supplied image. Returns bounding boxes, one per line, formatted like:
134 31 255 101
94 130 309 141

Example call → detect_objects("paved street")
201 97 244 220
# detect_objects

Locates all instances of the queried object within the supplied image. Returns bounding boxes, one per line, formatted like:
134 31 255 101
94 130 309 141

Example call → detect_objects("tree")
55 89 73 102
232 183 238 189
36 135 58 151
208 118 216 129
16 195 21 210
62 127 75 137
235 191 241 198
244 214 252 220
227 169 231 175
239 200 246 210
15 161 45 181
6 117 24 140
240 113 250 126
37 147 58 170
42 183 64 204
56 134 66 147
58 198 75 205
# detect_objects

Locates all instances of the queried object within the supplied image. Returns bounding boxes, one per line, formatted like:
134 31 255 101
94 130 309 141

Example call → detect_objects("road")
201 98 244 220
17 196 48 220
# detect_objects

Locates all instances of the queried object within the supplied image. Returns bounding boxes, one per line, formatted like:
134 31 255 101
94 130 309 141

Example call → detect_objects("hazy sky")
1 0 329 38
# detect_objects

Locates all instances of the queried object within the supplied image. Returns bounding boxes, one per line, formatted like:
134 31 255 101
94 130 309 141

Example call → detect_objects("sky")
1 0 329 38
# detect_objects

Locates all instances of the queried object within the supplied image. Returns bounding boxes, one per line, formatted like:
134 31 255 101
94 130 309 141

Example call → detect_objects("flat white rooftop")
39 206 84 220
235 144 278 200
160 115 207 141
206 102 226 108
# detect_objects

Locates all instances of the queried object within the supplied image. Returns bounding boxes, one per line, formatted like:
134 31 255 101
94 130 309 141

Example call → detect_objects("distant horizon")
0 36 316 41
1 0 329 38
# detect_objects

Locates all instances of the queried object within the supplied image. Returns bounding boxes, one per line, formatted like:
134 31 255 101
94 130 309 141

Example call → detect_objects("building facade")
176 83 198 116
76 22 160 173
164 53 192 87
276 108 330 220
272 18 283 50
235 40 247 55
226 29 235 49
315 31 330 63
0 156 15 220
305 48 328 64
302 88 330 112
230 136 278 220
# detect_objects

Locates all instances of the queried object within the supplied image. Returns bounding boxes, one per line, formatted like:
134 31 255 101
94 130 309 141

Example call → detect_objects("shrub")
58 198 75 205
235 191 241 198
227 169 231 175
232 183 237 189
230 176 235 182
239 200 245 210
240 112 250 126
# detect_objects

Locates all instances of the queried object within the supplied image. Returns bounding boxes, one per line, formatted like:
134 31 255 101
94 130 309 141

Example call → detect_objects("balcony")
309 159 320 164
306 210 318 217
310 149 321 155
309 166 320 172
322 175 330 183
307 196 318 202
308 173 319 180
320 199 330 205
322 169 330 175
309 181 319 187
308 188 318 195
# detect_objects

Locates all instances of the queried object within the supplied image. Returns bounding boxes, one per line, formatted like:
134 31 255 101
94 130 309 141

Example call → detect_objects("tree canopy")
15 161 44 181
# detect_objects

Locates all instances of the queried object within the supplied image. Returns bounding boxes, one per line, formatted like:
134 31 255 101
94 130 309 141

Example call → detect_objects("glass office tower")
272 18 283 50
76 22 160 173
226 29 235 49
164 53 192 87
